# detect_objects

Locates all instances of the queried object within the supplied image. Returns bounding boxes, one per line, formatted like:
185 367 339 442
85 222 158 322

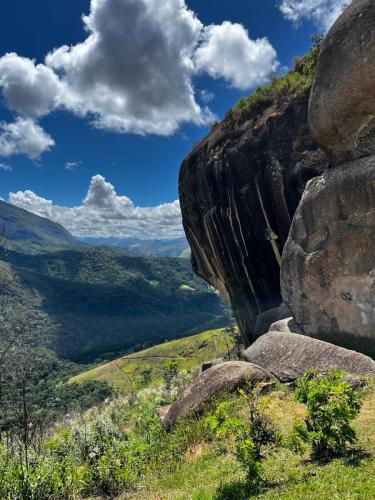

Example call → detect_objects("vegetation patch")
69 327 236 393
1 362 374 499
227 35 323 125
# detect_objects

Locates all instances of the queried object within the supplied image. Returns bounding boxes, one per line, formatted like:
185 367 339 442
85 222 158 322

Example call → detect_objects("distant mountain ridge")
0 200 190 258
80 236 190 258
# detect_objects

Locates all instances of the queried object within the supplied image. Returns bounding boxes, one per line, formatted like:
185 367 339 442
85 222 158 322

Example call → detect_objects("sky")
0 0 347 239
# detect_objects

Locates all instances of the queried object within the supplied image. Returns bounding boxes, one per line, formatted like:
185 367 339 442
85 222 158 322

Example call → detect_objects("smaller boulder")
243 331 375 382
342 374 366 390
254 303 290 338
269 317 303 335
163 361 275 429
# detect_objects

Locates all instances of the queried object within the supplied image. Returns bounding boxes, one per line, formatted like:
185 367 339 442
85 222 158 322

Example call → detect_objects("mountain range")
0 200 229 363
80 236 190 258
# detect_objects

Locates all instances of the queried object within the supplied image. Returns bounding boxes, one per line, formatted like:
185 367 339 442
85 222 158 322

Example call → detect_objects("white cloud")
0 53 61 117
45 0 208 135
0 162 12 171
0 0 279 148
0 118 55 160
279 0 348 30
65 161 80 171
194 22 279 90
9 174 184 239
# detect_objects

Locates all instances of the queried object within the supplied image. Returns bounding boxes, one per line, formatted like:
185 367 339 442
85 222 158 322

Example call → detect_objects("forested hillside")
0 201 230 420
4 247 229 362
0 200 229 362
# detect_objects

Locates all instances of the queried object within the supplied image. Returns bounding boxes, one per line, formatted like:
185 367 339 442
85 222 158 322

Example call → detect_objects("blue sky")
0 0 346 239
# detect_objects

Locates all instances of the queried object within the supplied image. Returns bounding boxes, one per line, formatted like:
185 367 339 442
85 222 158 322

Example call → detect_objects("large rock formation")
163 361 275 428
282 0 375 357
243 331 375 382
309 0 375 165
281 159 375 355
179 91 330 345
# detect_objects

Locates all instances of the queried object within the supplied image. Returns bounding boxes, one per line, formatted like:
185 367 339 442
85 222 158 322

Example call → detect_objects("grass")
69 327 236 392
131 380 375 499
1 337 374 499
226 36 322 125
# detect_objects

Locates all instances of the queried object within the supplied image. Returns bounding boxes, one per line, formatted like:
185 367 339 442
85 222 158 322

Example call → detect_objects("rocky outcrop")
309 0 375 165
282 0 375 357
281 159 375 356
179 92 330 345
243 331 375 382
163 361 275 428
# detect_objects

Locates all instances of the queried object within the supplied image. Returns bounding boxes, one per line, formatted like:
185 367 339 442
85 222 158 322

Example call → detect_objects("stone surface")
179 91 330 345
309 0 375 165
281 158 375 356
254 303 290 338
342 374 366 390
243 331 375 382
269 317 302 335
163 361 275 428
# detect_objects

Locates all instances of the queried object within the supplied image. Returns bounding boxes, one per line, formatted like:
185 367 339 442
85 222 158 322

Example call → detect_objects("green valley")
0 201 230 422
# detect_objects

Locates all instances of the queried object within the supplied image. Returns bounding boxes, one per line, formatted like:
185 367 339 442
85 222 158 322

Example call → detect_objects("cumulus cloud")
9 174 184 239
279 0 348 30
0 118 55 159
0 0 279 148
44 0 211 135
194 22 278 90
0 53 61 117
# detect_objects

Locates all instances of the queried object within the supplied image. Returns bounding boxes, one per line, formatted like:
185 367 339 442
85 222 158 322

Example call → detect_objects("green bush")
235 438 264 489
205 400 244 441
293 371 362 460
229 35 323 124
205 385 279 493
238 387 280 460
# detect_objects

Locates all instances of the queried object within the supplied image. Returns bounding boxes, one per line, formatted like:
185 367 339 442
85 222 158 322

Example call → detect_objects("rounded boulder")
162 361 275 429
309 0 375 164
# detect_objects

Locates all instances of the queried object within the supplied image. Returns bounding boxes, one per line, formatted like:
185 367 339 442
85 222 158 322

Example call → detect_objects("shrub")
238 386 281 460
293 371 362 460
206 385 279 493
205 400 244 441
235 438 264 489
162 360 179 392
229 35 323 124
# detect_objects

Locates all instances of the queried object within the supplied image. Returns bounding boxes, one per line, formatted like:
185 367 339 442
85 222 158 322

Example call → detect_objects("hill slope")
0 201 230 363
3 247 229 362
0 200 80 252
69 327 234 391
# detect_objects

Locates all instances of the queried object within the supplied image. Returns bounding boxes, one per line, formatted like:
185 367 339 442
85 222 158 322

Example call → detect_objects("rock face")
253 303 290 338
243 331 375 382
309 0 375 165
163 361 275 428
281 158 375 356
282 0 375 357
179 92 330 345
